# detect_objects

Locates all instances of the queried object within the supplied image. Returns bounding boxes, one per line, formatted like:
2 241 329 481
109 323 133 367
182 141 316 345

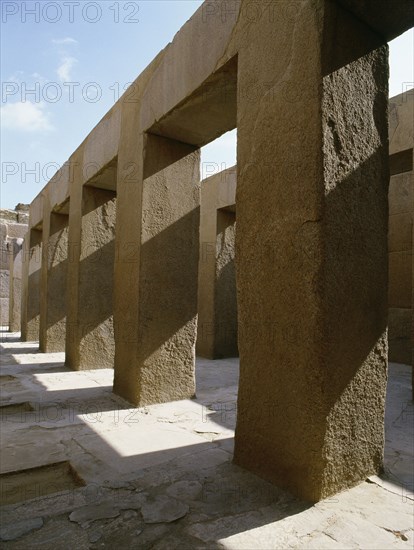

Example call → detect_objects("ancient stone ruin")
0 1 413 546
20 0 414 498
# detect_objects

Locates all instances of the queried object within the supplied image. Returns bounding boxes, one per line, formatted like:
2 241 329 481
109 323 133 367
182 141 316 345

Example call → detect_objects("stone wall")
388 92 413 365
9 248 23 332
0 205 29 326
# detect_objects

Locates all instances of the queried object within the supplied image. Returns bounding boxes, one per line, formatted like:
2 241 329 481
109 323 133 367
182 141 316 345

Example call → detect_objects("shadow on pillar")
214 210 238 358
22 229 42 342
66 237 116 370
196 203 238 360
66 187 116 370
235 112 389 505
234 3 390 502
114 135 200 405
40 212 69 353
113 208 199 401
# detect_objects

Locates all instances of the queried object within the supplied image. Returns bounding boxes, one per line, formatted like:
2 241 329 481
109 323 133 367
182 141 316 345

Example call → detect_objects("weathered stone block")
389 308 412 365
338 0 413 42
234 0 389 502
388 213 412 253
39 210 69 353
17 213 29 224
66 186 116 370
113 133 200 405
0 243 11 271
0 222 8 239
0 270 10 298
197 168 237 359
389 172 413 215
0 210 17 222
9 278 22 332
6 223 29 240
389 93 414 155
15 203 29 212
0 297 9 325
214 210 237 358
388 251 412 308
21 229 42 341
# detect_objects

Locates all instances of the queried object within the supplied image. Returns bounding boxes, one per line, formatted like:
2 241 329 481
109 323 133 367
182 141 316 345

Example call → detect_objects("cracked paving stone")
141 495 189 524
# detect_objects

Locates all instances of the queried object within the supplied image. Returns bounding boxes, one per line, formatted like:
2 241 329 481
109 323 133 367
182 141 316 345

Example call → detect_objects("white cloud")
52 37 78 45
1 101 54 132
57 56 78 82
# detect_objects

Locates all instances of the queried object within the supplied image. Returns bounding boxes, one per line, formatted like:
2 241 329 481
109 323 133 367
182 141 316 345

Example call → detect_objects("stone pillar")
21 235 29 338
197 168 238 359
214 209 237 357
388 92 413 366
21 228 42 341
234 0 389 501
113 131 200 405
8 240 23 332
66 185 116 370
39 207 69 352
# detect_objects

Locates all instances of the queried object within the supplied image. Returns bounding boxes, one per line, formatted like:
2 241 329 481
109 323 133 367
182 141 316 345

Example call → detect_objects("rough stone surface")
388 92 413 365
15 203 30 212
66 187 116 370
9 280 21 331
69 503 120 524
0 269 10 297
233 0 390 502
389 91 414 157
0 271 10 324
389 308 412 365
4 223 28 241
0 210 18 222
0 517 43 541
0 241 9 271
39 210 69 353
214 209 237 358
197 167 238 359
114 134 200 405
0 209 28 326
9 248 23 332
17 212 30 224
141 496 189 523
337 0 413 42
0 297 9 325
21 228 42 341
165 480 203 501
318 20 389 499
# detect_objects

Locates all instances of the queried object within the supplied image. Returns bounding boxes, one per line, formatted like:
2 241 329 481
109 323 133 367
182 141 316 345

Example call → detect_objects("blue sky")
1 1 413 209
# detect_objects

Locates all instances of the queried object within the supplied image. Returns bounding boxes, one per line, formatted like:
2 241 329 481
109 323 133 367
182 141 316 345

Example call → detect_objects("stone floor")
0 329 413 549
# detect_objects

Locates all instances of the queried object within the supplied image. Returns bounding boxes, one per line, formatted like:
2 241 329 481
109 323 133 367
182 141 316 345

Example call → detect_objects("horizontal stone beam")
337 0 413 41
